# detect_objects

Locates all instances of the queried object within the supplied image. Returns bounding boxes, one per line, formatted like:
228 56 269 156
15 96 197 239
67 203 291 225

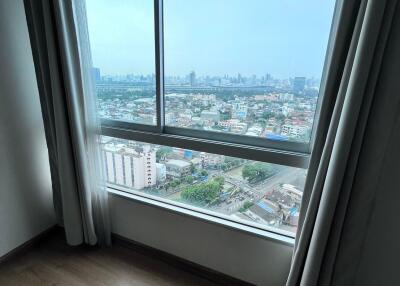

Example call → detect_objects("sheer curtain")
24 0 111 246
287 0 400 285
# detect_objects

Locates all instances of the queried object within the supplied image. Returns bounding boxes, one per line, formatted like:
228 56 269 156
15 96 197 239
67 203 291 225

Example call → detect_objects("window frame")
108 185 296 244
100 0 312 170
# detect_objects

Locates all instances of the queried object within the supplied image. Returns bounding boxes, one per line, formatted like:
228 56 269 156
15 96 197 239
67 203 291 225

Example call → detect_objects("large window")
86 0 156 125
164 0 330 144
101 136 306 235
86 0 335 236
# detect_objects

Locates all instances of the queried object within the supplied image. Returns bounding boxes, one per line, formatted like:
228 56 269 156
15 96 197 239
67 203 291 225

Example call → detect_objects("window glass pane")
102 136 306 235
164 0 335 143
86 0 156 125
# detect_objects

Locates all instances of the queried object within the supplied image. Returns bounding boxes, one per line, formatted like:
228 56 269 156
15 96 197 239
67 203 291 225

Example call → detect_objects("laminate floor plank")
0 232 219 286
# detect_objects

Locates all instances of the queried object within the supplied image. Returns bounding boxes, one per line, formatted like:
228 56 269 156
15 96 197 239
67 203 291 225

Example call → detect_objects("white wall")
0 0 56 257
110 195 293 285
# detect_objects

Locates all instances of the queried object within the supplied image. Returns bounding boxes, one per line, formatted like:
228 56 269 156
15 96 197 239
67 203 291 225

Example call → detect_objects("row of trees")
223 157 243 170
239 201 254 213
97 88 154 101
242 162 275 184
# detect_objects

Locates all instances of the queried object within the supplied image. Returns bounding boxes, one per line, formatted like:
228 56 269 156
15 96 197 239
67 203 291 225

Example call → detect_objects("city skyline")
92 68 321 87
96 72 318 143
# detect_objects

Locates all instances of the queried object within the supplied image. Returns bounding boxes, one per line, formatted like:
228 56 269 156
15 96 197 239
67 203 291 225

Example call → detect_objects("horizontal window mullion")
164 126 310 154
101 124 310 169
101 119 159 133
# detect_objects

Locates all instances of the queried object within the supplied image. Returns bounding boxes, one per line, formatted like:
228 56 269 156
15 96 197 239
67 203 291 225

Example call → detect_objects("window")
164 0 328 144
86 0 335 236
101 136 306 235
87 0 156 125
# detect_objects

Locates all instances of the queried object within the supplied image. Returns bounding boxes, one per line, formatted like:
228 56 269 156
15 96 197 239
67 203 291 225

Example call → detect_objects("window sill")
107 186 295 247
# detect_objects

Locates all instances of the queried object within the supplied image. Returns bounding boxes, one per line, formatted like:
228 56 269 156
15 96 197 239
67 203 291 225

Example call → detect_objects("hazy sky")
86 0 336 78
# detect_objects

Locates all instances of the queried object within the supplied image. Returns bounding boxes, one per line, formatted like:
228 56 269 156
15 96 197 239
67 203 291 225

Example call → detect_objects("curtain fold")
24 0 111 246
287 0 399 285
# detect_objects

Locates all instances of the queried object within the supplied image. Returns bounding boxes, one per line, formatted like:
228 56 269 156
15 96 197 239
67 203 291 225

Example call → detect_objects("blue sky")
86 0 336 78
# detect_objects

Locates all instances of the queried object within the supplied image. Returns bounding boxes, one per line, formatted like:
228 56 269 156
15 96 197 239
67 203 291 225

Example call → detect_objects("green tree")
181 179 223 206
190 163 196 174
239 201 254 212
242 163 274 183
183 175 194 184
200 170 208 177
213 176 225 187
156 146 173 161
224 157 241 166
275 113 286 122
262 111 274 120
170 179 181 188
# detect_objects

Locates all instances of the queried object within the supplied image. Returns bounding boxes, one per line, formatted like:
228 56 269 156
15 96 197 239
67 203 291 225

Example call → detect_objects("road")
211 167 305 214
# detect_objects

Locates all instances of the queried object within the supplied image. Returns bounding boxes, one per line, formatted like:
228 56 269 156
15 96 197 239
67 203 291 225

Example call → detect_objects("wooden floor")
0 231 219 286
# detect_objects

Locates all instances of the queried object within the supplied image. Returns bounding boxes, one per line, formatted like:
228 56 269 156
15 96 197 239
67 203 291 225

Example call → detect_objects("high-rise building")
238 73 242 84
265 73 272 84
102 143 157 190
189 71 196 86
293 77 306 92
91 67 101 82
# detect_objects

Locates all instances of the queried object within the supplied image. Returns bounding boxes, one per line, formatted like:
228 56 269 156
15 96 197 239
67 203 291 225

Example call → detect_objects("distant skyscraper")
238 73 242 83
189 71 196 86
293 77 306 92
92 67 101 82
251 74 257 85
265 73 272 84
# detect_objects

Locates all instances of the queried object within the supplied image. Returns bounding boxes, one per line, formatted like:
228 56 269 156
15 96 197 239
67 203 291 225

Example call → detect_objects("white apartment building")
165 159 191 178
278 93 294 101
200 110 220 122
218 119 248 134
281 124 308 138
200 153 224 167
102 143 157 190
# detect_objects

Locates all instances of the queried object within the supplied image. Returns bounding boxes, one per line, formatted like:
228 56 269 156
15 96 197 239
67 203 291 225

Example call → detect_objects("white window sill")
107 186 295 247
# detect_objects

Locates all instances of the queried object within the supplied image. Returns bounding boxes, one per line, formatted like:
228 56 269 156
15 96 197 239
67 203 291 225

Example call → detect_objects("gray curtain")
287 0 400 285
24 0 111 246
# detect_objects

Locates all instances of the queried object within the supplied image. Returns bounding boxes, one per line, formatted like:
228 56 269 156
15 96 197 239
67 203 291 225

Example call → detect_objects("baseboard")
0 225 60 265
112 233 255 286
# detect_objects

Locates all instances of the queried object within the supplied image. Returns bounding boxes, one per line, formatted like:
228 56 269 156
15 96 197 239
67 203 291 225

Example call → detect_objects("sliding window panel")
86 0 157 125
101 136 307 237
163 0 335 144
